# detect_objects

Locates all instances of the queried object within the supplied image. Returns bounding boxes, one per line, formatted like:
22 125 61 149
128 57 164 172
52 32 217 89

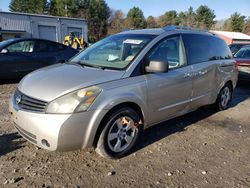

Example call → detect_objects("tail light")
234 61 239 71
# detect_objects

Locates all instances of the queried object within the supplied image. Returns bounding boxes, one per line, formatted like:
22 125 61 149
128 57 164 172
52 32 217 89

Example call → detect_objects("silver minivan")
10 26 238 159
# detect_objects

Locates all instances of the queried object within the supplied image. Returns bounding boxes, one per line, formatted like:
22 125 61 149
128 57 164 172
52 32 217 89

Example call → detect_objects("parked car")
229 43 250 55
234 45 250 80
0 38 78 80
9 26 238 159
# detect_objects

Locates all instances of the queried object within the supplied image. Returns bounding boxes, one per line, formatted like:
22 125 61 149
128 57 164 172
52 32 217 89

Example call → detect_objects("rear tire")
216 83 232 110
95 107 142 159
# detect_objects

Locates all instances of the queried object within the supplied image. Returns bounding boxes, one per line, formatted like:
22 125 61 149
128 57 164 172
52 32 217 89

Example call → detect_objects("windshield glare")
70 34 156 70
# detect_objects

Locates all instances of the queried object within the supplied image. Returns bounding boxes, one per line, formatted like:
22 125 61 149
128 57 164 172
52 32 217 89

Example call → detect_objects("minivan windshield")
70 34 156 70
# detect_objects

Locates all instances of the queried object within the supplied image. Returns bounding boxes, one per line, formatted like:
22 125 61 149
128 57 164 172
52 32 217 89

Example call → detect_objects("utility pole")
65 4 68 17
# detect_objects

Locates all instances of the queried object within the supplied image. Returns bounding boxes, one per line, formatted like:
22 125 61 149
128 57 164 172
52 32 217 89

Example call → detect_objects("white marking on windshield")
123 39 143 45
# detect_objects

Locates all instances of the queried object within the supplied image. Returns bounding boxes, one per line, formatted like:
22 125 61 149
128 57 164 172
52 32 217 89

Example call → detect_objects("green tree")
48 0 110 42
243 17 250 35
223 19 231 31
158 10 178 27
177 11 187 26
88 0 110 41
73 0 90 18
108 10 126 34
230 12 245 32
195 5 216 29
49 0 77 17
74 0 110 42
186 7 196 27
126 7 147 29
146 16 157 28
9 0 48 14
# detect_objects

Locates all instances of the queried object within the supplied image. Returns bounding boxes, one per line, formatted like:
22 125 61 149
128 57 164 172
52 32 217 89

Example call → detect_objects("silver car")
10 26 238 159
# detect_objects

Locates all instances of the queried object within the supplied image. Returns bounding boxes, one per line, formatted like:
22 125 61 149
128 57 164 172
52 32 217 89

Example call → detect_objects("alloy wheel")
107 116 137 153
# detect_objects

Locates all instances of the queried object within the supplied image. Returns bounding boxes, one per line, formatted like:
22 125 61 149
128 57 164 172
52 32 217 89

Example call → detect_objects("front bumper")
9 99 108 151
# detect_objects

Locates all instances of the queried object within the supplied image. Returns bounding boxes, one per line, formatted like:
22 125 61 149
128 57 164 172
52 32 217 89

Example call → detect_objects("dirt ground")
0 80 250 188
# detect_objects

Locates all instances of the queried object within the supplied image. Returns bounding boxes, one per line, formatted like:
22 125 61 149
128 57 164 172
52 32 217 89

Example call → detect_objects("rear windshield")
70 34 156 70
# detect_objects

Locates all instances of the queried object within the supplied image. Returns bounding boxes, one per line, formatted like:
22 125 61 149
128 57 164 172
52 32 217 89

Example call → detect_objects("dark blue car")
0 38 78 79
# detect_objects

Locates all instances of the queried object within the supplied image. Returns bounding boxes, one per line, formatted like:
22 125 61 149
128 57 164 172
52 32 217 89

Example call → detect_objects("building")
211 30 250 45
0 11 88 43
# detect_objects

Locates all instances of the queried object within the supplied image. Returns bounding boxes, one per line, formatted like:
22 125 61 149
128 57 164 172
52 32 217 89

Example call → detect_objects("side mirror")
145 60 168 73
0 48 8 54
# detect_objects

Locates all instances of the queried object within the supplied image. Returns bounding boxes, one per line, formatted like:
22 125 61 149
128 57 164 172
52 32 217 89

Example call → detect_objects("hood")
18 63 125 101
235 58 250 66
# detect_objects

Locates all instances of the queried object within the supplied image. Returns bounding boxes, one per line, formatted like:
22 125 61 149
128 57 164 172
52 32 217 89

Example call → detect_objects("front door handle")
191 70 208 77
198 70 208 76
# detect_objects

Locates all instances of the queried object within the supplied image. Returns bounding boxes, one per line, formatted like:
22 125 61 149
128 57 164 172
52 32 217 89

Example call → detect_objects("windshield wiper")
66 61 103 69
66 61 83 67
79 62 106 70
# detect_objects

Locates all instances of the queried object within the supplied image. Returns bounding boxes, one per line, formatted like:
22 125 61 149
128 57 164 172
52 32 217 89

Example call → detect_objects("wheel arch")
217 79 234 95
92 102 145 148
226 80 233 90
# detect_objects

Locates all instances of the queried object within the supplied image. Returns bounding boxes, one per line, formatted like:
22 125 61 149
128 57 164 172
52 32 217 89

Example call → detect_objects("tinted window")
36 41 50 52
229 44 240 51
50 43 65 51
234 49 245 58
148 35 187 70
7 40 35 53
36 41 64 52
235 47 250 58
182 34 232 65
243 49 250 58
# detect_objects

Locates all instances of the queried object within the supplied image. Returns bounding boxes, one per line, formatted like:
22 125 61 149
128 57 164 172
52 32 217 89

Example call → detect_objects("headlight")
46 86 102 114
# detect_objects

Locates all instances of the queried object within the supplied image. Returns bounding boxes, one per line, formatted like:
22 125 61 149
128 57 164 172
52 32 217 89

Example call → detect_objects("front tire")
95 107 142 159
216 83 232 110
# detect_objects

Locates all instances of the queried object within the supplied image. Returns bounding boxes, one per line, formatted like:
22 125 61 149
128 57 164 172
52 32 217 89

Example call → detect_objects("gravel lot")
0 80 250 187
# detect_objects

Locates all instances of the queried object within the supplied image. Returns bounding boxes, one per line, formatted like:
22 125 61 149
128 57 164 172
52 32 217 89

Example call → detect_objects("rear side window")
50 43 65 51
36 41 64 52
7 40 35 53
182 34 232 65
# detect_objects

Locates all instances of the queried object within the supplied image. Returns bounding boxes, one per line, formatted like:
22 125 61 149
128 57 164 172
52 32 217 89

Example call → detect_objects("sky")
0 0 250 20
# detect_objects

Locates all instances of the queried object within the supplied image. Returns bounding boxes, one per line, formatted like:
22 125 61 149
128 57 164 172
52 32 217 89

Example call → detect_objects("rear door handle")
184 73 192 78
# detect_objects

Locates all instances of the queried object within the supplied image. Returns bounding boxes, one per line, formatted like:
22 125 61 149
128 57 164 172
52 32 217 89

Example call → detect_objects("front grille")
14 90 48 113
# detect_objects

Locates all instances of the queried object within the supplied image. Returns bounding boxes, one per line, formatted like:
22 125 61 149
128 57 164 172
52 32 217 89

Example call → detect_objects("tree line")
9 0 250 42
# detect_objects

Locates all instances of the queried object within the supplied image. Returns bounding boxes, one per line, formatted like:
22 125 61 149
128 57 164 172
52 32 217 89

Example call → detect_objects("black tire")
216 83 233 111
95 107 142 159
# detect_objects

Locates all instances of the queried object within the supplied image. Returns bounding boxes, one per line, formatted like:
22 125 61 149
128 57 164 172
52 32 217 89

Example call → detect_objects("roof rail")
123 28 132 32
163 25 208 32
